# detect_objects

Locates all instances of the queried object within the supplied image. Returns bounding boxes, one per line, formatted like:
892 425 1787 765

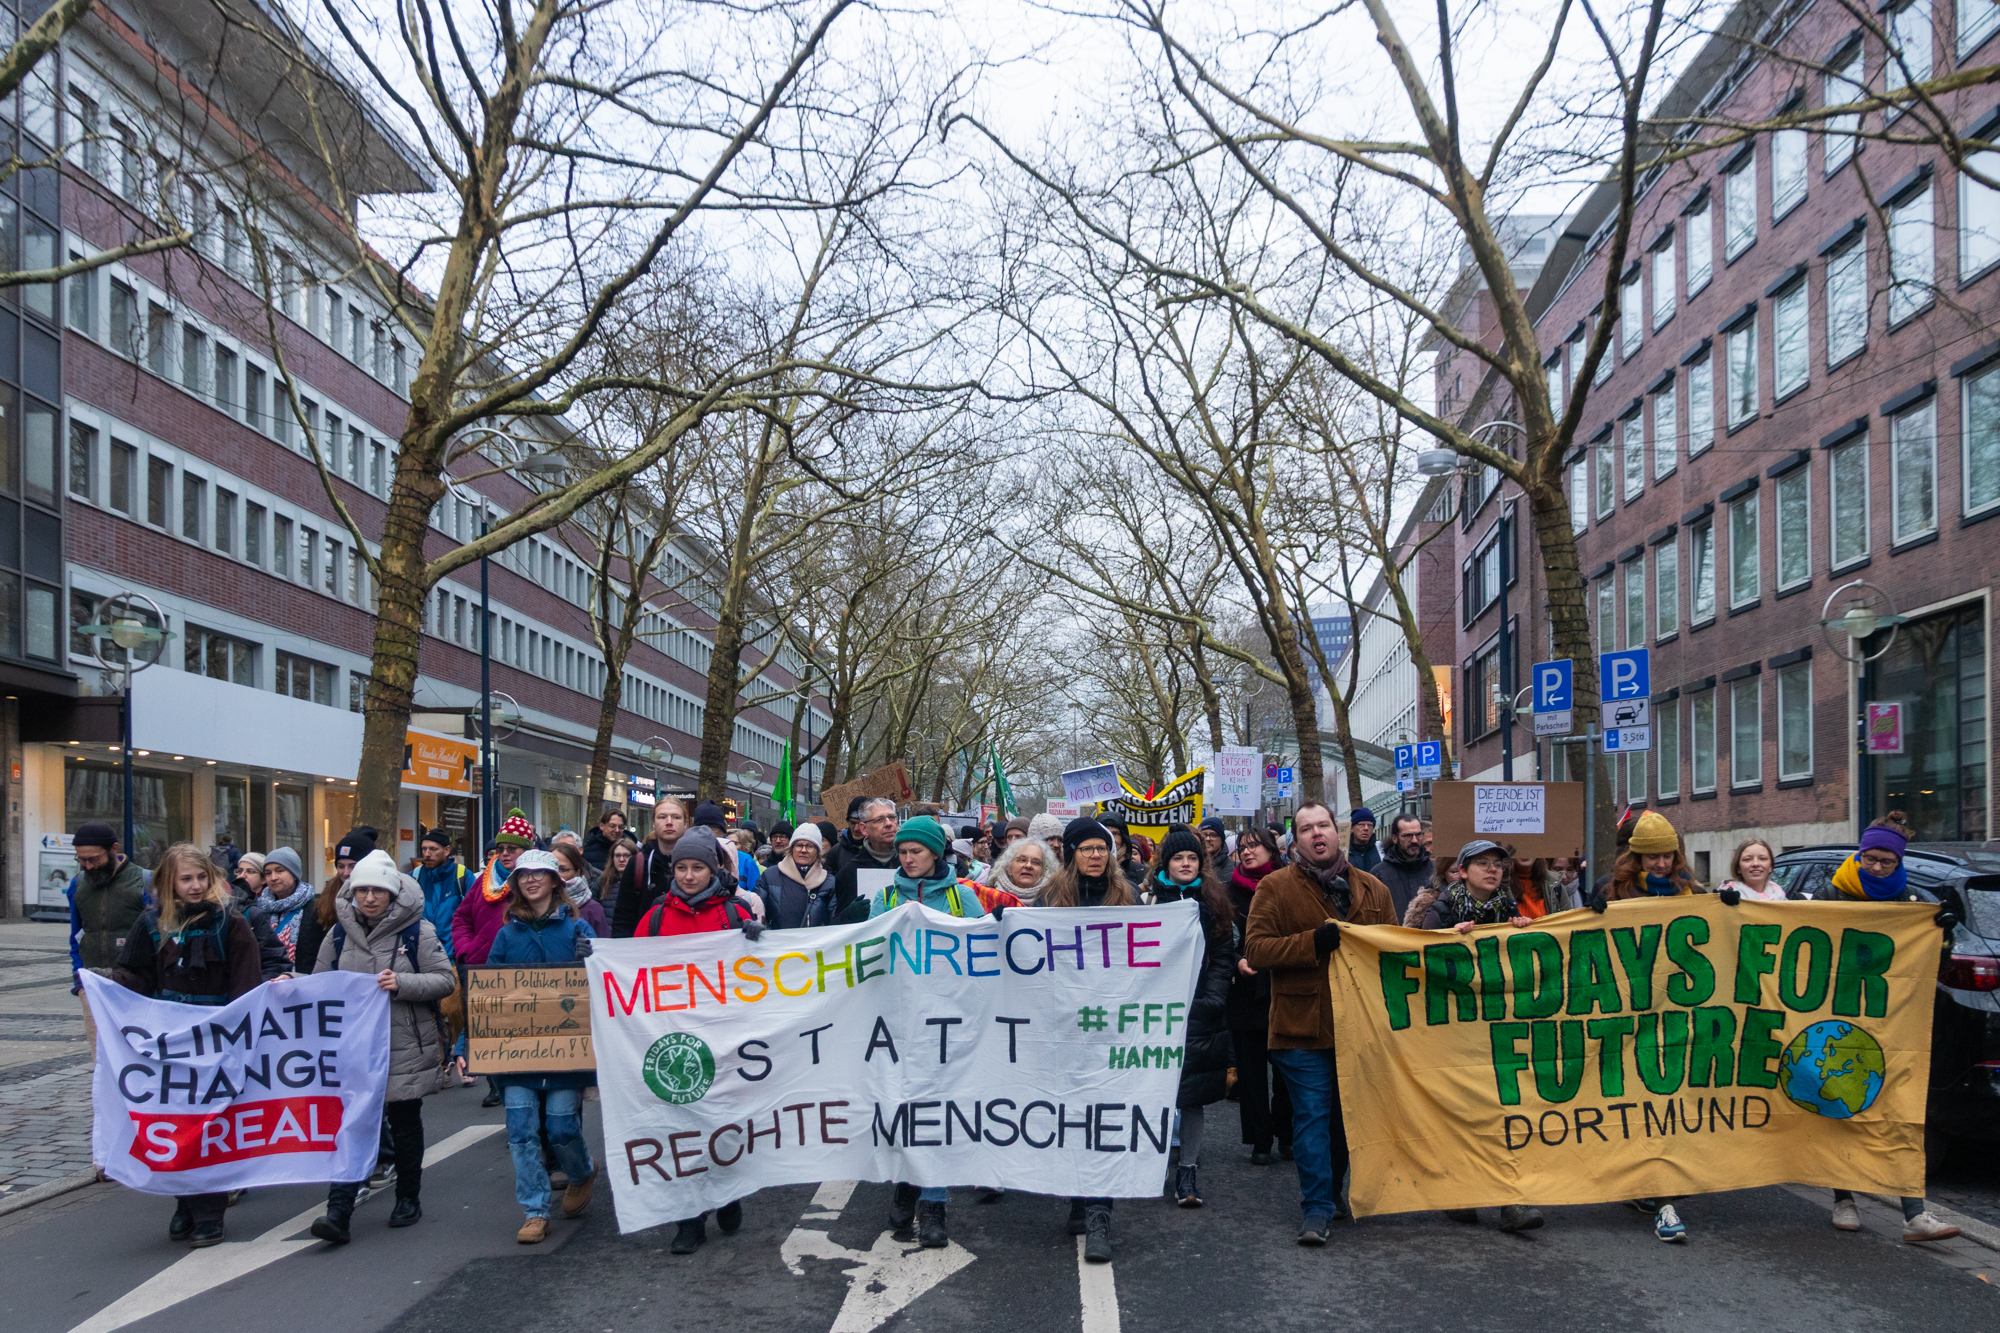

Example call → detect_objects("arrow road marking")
781 1182 975 1333
66 1123 503 1333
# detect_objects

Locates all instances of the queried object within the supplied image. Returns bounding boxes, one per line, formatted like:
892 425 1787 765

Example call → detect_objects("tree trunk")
587 640 632 824
353 449 447 835
696 600 749 800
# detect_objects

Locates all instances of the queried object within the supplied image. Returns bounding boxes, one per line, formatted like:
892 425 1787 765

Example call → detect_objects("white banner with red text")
83 970 389 1195
588 901 1203 1234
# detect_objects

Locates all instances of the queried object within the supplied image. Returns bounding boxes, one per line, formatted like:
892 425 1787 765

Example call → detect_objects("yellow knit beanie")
1626 810 1679 855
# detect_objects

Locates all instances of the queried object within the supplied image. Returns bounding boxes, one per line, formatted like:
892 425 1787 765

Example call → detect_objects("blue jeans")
1271 1048 1347 1223
919 1186 947 1202
504 1086 592 1218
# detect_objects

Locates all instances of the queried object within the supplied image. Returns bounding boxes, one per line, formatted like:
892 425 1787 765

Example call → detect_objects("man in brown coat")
1243 800 1396 1245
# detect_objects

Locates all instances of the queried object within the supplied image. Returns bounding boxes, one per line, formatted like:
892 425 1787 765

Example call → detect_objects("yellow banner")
1328 896 1938 1216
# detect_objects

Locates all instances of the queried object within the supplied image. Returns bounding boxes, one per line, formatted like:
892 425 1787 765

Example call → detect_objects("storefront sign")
402 730 478 795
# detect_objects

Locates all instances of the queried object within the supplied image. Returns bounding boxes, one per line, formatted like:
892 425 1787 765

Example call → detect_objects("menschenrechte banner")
589 901 1203 1233
84 970 389 1195
1327 896 1938 1216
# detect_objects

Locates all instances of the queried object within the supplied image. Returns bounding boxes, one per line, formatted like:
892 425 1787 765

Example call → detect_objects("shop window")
1865 603 1986 839
65 759 191 870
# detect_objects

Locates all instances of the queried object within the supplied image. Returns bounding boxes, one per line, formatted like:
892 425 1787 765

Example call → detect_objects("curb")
1923 1199 2000 1254
0 1168 100 1218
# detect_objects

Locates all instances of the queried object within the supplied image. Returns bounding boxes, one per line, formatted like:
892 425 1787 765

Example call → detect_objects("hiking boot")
1083 1205 1113 1262
517 1216 551 1244
310 1200 354 1245
561 1170 597 1219
1652 1203 1687 1242
716 1200 743 1234
1174 1165 1202 1208
669 1216 706 1254
916 1200 949 1249
1902 1211 1961 1244
1831 1199 1862 1231
169 1201 194 1242
188 1221 226 1248
889 1182 921 1241
1499 1205 1544 1232
481 1082 503 1109
1067 1198 1088 1235
389 1196 422 1228
1444 1209 1479 1224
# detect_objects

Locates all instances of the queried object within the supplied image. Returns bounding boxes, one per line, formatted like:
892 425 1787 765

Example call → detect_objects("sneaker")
1830 1199 1862 1231
169 1202 195 1242
188 1221 226 1248
889 1183 920 1241
1174 1165 1202 1208
1297 1216 1331 1246
716 1200 743 1234
1902 1211 1961 1244
517 1216 551 1245
223 1190 246 1208
1653 1203 1687 1243
367 1162 396 1191
561 1170 597 1219
916 1200 949 1249
1083 1205 1113 1262
1499 1205 1544 1232
1066 1198 1088 1236
669 1216 706 1254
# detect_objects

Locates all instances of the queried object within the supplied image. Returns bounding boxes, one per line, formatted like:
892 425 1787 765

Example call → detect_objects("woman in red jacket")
635 836 762 1253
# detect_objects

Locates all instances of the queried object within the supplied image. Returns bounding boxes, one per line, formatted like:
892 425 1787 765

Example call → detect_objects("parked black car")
1770 844 2000 1154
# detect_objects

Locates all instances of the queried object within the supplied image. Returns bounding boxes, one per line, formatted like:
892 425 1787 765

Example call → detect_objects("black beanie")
1158 827 1203 867
74 821 118 850
335 826 379 862
419 826 452 849
692 802 728 831
1062 817 1113 864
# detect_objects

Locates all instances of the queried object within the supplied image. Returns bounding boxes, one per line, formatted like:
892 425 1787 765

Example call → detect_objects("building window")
185 624 256 686
1729 492 1760 607
1461 517 1507 624
1725 319 1757 428
299 525 317 587
1652 384 1676 479
1724 153 1756 259
1620 415 1642 500
348 549 365 605
1865 603 1987 840
68 422 94 501
1731 676 1762 787
1687 198 1713 295
1962 142 2000 280
1890 397 1938 543
1594 440 1614 517
1771 467 1809 590
1963 365 2000 517
1887 1 1933 92
1568 460 1587 535
1591 315 1611 386
1657 699 1681 798
213 346 237 415
1596 578 1615 654
1655 539 1679 638
109 281 138 359
324 536 339 596
273 515 293 577
146 456 171 527
146 304 171 377
181 473 204 541
1778 665 1813 779
275 650 335 706
1625 749 1647 806
1772 128 1807 219
1888 181 1934 325
1624 560 1645 649
1687 355 1713 457
1826 238 1866 366
180 326 205 395
1692 691 1717 792
245 364 267 432
1825 48 1865 173
215 487 236 555
1691 519 1716 623
1773 283 1807 399
371 442 386 495
66 255 96 337
111 440 136 514
245 501 265 566
1466 639 1501 740
1963 0 2000 58
114 120 140 199
1621 267 1643 355
1651 236 1675 328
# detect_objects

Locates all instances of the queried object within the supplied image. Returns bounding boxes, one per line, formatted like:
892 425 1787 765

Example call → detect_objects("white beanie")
347 850 402 893
790 822 824 849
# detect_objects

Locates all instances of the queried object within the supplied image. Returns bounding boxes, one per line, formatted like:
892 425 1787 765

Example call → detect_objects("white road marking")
781 1180 975 1333
66 1124 503 1333
1076 1235 1120 1333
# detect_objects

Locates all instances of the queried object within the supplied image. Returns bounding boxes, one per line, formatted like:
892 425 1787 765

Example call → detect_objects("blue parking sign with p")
1394 744 1414 774
1599 649 1650 702
1533 659 1572 713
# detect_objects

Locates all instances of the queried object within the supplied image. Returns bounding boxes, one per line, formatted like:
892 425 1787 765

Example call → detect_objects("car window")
1793 862 1835 899
1770 863 1799 892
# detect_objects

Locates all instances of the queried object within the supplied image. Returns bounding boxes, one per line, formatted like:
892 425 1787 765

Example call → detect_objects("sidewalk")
0 921 96 1201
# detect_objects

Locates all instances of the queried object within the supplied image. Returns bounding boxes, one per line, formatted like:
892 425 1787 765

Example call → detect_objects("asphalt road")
4 1088 1996 1333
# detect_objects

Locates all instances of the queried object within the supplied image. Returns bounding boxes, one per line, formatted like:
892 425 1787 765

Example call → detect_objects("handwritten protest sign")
84 970 388 1195
589 901 1203 1233
1432 780 1583 860
1473 784 1545 834
465 965 593 1074
820 763 915 824
1327 896 1938 1216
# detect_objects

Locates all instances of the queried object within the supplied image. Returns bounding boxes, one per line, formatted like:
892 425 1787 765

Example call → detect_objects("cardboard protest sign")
465 965 593 1074
589 901 1204 1233
1097 768 1204 842
819 763 915 824
1326 896 1938 1217
83 970 389 1195
1431 780 1584 860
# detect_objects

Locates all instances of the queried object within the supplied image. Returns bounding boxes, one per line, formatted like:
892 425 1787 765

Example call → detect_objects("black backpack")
331 919 452 1061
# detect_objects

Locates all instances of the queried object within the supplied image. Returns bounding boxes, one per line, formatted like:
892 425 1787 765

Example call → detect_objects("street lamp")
77 592 171 862
1819 579 1906 661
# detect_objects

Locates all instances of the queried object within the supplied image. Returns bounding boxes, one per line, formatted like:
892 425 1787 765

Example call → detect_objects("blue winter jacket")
484 903 597 1090
414 859 468 956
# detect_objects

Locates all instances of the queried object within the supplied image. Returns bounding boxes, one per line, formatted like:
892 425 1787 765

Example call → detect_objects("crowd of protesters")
65 790 1963 1256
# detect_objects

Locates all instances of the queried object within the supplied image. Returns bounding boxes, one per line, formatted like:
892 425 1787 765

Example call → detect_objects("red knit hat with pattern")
496 808 536 847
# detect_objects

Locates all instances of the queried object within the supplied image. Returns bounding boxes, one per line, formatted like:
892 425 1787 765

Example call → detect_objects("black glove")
573 937 593 959
1936 907 1960 932
741 920 765 941
991 903 1005 923
1589 897 1608 914
1718 888 1741 907
1313 922 1342 956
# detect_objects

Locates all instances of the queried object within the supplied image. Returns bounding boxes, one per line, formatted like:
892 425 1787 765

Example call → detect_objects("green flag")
991 743 1016 817
772 742 794 822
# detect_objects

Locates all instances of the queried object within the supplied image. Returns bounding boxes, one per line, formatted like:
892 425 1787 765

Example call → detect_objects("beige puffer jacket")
313 873 457 1102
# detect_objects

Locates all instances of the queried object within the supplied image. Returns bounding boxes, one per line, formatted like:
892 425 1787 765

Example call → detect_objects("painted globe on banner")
1778 1020 1886 1120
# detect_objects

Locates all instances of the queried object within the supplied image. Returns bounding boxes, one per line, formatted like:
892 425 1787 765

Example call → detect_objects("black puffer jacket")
1224 869 1272 1030
230 884 297 979
1151 885 1236 1109
1373 846 1434 922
